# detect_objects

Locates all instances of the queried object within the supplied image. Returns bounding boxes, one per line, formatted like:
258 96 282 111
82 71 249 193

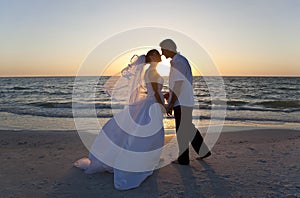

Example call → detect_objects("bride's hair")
145 49 161 63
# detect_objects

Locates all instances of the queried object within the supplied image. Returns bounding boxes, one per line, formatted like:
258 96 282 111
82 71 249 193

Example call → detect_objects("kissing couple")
74 39 211 190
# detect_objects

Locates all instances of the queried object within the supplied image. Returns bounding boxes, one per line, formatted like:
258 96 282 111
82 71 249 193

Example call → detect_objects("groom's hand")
165 104 173 116
167 109 172 116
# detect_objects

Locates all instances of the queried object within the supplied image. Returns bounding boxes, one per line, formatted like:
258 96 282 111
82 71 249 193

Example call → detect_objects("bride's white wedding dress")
74 69 164 190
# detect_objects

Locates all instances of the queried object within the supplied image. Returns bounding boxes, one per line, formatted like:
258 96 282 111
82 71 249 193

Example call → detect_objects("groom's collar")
171 52 180 63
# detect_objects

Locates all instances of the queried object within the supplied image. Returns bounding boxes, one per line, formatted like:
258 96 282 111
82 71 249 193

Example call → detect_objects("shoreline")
1 123 299 134
1 110 300 133
1 128 299 197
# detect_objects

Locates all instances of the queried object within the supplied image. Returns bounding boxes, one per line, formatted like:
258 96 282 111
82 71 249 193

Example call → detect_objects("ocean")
0 76 299 131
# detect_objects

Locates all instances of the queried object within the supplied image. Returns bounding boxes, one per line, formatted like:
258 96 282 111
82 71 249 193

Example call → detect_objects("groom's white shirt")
169 53 194 107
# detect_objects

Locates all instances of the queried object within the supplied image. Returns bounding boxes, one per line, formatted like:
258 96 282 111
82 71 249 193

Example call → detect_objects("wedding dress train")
75 72 164 190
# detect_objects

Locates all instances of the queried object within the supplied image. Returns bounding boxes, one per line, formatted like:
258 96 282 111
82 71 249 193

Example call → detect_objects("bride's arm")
151 82 166 113
147 70 165 111
151 82 164 106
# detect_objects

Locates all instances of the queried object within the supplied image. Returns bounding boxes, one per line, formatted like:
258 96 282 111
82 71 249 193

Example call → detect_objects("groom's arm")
169 80 183 106
167 80 183 115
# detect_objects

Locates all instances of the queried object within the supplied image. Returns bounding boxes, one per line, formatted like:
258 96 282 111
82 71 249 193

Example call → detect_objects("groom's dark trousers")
173 105 209 164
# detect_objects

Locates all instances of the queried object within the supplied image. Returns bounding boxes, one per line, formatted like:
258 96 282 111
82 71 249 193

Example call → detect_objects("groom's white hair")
159 39 177 52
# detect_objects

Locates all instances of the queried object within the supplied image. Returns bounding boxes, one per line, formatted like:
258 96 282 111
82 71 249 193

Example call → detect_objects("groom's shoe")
197 151 212 160
171 160 189 165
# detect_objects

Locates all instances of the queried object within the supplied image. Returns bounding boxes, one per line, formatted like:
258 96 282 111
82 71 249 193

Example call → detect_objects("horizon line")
0 75 299 78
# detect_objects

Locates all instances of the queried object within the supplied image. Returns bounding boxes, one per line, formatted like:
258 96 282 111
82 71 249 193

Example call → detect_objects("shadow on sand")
48 160 236 197
48 166 159 197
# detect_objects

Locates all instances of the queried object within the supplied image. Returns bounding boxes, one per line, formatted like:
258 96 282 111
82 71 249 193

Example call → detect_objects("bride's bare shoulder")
145 68 160 82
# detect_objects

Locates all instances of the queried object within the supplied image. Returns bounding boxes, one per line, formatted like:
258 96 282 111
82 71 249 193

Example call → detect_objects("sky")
0 0 300 76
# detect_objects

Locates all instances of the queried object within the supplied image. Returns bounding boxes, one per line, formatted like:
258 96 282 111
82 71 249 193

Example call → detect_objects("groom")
160 39 211 165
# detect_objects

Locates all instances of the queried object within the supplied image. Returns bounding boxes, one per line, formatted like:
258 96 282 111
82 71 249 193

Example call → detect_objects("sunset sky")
0 0 299 76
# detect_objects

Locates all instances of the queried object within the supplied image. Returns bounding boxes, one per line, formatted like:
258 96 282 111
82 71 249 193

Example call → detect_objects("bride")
74 49 165 190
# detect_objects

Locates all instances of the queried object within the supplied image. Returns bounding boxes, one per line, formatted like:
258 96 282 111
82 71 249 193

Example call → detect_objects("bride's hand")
160 103 167 114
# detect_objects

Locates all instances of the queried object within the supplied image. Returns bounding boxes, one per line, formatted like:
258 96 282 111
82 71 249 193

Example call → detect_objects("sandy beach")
1 129 299 197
